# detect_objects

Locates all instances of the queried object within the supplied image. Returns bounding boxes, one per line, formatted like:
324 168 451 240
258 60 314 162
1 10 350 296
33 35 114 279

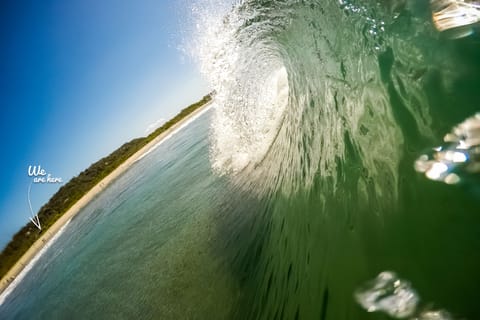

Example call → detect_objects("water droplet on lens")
415 113 480 185
355 271 419 319
444 173 460 185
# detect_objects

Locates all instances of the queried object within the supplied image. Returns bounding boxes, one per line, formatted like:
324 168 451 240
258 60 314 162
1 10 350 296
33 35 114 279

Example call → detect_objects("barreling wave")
187 0 455 200
185 2 480 319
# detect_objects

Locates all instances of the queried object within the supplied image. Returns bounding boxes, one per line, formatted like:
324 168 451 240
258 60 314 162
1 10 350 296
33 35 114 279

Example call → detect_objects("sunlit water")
1 0 480 319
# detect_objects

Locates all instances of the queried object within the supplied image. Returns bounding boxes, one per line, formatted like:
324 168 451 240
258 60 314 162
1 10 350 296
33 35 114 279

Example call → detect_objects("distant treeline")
0 93 212 280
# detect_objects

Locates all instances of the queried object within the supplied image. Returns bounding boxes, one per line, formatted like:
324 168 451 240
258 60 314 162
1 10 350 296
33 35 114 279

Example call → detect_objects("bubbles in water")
415 113 480 185
355 271 420 318
430 0 480 38
356 271 457 319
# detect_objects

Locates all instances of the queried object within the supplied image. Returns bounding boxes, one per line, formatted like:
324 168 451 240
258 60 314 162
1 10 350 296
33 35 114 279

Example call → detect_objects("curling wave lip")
415 113 480 185
431 0 480 37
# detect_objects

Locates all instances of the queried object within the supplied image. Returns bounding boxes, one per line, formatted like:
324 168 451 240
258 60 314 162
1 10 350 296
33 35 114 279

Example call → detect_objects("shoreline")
0 101 213 297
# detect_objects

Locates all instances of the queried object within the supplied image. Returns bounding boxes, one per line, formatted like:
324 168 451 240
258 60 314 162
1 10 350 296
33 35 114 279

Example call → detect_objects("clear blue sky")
0 0 209 248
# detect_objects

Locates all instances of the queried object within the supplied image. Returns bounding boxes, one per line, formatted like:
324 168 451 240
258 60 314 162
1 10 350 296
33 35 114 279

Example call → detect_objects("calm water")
2 0 480 319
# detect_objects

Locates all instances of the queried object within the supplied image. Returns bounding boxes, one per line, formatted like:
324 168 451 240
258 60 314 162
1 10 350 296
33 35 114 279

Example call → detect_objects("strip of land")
0 97 213 296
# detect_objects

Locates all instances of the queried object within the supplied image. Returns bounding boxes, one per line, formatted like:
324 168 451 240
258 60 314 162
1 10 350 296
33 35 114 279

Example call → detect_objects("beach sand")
0 101 213 296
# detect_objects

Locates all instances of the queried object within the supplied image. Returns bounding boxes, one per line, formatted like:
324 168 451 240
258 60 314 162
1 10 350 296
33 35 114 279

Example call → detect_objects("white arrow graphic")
27 182 41 230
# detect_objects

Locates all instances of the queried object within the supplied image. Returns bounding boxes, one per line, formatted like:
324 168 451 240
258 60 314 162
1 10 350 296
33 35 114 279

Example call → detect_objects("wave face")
1 2 479 318
189 0 480 319
190 0 455 197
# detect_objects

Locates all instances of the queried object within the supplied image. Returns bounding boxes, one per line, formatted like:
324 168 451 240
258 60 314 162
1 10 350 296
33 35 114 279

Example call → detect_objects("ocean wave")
188 0 451 198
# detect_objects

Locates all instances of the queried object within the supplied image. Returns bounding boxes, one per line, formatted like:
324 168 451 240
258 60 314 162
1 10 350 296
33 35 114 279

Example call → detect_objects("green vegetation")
0 94 212 280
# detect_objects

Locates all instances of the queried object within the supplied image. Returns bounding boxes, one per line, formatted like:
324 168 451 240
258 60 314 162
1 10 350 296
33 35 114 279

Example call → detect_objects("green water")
2 0 480 319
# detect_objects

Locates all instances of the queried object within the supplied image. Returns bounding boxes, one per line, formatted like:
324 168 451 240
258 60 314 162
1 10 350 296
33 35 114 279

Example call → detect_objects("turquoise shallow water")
0 112 241 319
2 0 480 319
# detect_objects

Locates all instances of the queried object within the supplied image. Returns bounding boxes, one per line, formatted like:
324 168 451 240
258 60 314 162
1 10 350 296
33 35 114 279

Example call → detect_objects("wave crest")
190 0 439 197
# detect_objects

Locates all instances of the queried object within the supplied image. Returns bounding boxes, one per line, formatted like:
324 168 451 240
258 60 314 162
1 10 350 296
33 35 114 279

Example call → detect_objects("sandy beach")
0 101 213 296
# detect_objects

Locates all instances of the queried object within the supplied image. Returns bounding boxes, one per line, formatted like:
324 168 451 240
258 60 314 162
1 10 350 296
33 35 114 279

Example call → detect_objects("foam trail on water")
0 219 72 306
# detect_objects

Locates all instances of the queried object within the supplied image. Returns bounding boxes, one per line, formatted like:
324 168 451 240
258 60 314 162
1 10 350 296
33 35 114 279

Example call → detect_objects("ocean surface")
2 0 480 319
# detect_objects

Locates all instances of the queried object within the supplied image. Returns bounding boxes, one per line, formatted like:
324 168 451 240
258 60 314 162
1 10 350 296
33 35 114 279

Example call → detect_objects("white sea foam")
210 66 289 174
0 219 72 306
188 0 292 177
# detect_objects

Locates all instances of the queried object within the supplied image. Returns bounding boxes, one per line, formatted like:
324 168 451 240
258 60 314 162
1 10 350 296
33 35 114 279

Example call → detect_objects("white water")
0 219 72 306
210 66 289 174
